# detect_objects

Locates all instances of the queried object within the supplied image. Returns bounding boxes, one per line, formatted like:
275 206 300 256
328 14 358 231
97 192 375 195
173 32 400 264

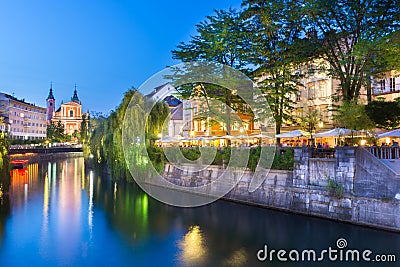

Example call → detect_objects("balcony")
372 84 400 95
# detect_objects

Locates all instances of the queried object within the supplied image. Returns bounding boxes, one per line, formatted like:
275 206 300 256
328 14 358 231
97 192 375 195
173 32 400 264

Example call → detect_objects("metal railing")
311 148 335 158
366 146 400 159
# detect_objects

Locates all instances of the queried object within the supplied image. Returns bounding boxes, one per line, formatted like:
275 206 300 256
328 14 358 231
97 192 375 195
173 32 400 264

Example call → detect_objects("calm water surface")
0 157 399 267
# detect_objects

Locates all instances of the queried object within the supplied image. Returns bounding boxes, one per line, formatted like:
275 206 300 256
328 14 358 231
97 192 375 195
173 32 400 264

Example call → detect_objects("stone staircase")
355 147 400 199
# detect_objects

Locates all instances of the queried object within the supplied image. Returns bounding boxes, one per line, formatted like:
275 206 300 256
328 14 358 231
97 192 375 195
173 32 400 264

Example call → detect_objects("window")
70 110 74 117
232 121 239 131
390 77 395 91
319 80 327 98
380 79 386 91
296 91 301 102
307 82 315 100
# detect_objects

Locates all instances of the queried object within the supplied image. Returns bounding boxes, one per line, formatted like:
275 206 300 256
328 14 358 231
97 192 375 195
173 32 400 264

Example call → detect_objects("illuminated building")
371 70 400 101
46 85 85 135
0 92 47 140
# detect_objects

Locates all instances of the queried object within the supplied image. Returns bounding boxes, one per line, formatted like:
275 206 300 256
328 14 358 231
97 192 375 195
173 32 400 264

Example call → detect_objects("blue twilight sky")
0 0 242 114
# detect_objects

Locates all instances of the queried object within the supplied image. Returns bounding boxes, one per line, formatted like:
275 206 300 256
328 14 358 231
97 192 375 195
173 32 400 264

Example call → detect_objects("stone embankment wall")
160 147 400 232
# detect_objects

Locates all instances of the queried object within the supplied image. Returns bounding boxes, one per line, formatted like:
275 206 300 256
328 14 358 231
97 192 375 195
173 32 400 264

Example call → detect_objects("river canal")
0 157 398 266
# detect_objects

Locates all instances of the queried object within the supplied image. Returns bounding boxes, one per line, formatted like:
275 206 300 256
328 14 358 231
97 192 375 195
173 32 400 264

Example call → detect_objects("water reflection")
178 225 207 266
0 158 398 267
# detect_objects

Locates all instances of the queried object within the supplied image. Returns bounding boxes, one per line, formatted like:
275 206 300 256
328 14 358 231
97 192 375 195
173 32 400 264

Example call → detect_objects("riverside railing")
366 146 400 159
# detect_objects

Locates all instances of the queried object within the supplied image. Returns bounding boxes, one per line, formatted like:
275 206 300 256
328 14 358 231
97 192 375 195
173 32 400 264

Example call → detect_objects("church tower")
71 84 80 103
46 83 55 124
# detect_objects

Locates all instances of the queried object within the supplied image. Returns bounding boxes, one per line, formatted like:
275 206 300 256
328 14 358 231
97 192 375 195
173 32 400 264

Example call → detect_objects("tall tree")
80 114 89 144
172 9 253 136
244 0 400 102
333 100 375 143
299 109 322 146
242 0 304 141
365 99 400 129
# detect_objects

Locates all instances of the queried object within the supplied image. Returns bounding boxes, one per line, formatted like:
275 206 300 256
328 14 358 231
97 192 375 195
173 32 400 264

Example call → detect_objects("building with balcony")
147 83 256 140
0 92 46 140
371 70 400 101
47 85 84 135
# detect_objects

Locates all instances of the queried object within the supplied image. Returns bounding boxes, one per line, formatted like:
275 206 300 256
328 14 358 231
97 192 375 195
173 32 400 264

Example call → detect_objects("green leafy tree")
333 100 375 143
299 109 322 146
243 0 400 102
47 121 69 142
242 1 304 142
0 129 9 194
365 100 400 129
172 9 254 136
89 88 170 180
80 114 89 144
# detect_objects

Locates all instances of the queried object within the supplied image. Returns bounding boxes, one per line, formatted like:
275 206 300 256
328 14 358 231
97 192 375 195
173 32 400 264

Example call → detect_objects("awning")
275 130 305 138
314 128 351 138
377 129 400 138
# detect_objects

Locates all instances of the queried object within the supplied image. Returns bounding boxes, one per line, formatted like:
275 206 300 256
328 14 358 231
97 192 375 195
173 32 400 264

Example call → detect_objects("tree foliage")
298 109 322 144
172 9 254 135
242 1 305 139
89 89 170 180
46 121 70 142
243 0 400 102
80 114 89 144
333 100 375 140
0 130 10 194
365 100 400 129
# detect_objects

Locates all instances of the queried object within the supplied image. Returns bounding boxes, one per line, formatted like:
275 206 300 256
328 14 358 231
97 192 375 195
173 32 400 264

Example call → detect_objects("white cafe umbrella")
377 129 400 138
159 136 180 142
250 133 273 139
314 128 351 138
275 130 304 138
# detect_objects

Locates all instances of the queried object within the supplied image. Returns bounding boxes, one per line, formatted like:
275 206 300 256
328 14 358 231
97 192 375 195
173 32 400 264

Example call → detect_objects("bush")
272 148 294 170
327 179 344 198
163 146 294 171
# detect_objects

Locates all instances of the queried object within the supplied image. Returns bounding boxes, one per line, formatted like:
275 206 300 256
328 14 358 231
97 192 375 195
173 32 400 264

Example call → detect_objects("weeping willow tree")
89 88 169 181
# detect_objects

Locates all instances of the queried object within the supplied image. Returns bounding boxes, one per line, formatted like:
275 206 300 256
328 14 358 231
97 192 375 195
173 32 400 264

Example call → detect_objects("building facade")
47 86 83 135
147 83 256 139
371 70 400 101
0 92 47 140
146 83 185 137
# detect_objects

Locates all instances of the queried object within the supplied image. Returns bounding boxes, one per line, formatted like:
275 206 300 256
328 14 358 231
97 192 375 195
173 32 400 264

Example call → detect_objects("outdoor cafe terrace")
155 128 400 159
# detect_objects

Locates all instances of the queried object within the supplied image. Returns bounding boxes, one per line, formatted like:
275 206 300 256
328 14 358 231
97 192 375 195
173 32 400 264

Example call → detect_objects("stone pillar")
293 147 312 188
335 147 356 192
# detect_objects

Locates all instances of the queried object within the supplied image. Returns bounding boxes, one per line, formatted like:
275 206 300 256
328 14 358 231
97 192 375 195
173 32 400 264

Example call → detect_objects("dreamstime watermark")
121 61 276 207
257 238 397 263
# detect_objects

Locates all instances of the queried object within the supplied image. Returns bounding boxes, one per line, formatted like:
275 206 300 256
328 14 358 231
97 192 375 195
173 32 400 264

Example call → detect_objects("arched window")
70 110 74 117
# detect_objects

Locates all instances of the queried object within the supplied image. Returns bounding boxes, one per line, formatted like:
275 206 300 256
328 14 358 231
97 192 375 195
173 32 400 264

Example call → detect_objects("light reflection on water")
178 225 207 266
0 158 399 267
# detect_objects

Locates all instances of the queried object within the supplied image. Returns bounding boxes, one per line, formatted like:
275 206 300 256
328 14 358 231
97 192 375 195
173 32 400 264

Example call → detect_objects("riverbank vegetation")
89 88 294 181
164 146 294 171
0 131 10 195
89 89 169 181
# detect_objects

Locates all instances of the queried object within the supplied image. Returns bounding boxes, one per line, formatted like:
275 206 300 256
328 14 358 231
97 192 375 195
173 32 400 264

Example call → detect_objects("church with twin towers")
46 84 85 136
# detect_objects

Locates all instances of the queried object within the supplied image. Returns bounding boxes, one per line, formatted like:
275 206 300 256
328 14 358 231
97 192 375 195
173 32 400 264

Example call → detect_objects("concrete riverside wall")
160 148 400 231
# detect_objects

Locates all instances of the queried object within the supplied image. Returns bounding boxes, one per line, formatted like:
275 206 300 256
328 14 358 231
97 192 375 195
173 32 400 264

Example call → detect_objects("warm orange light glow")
178 226 207 266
